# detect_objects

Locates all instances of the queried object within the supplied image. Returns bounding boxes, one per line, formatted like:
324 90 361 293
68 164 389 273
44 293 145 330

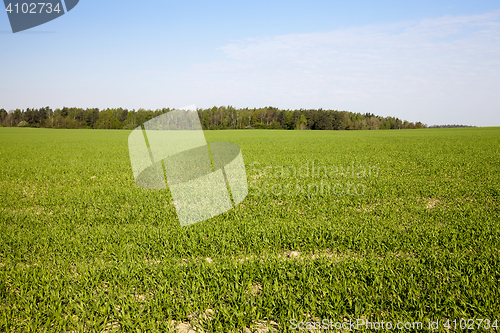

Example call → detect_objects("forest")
0 106 426 130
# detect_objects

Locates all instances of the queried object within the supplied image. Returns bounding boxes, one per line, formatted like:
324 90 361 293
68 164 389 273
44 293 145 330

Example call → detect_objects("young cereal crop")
0 127 499 332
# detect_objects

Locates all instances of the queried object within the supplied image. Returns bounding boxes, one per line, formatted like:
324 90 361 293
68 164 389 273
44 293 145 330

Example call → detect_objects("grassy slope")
0 127 499 332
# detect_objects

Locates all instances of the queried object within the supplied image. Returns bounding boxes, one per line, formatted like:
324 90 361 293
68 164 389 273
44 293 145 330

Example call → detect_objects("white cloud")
182 11 500 126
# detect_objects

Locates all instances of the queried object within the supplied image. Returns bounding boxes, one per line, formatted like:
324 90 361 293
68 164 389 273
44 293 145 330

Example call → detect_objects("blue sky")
1 0 499 126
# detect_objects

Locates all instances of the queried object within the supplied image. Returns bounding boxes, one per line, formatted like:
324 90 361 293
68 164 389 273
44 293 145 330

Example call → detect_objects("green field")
1 127 499 332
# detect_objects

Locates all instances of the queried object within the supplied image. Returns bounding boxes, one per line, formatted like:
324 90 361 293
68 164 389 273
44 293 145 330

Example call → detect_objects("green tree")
0 109 7 126
13 109 22 126
296 114 308 130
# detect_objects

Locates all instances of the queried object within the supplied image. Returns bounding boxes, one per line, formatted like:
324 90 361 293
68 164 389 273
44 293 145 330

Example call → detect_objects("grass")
0 127 499 332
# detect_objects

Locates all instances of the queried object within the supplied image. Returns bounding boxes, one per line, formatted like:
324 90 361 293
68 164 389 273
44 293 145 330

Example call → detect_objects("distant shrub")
18 121 28 127
253 122 267 129
269 121 282 129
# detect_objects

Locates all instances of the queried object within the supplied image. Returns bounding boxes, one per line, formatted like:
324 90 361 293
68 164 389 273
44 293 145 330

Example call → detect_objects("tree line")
428 124 475 128
0 106 426 130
